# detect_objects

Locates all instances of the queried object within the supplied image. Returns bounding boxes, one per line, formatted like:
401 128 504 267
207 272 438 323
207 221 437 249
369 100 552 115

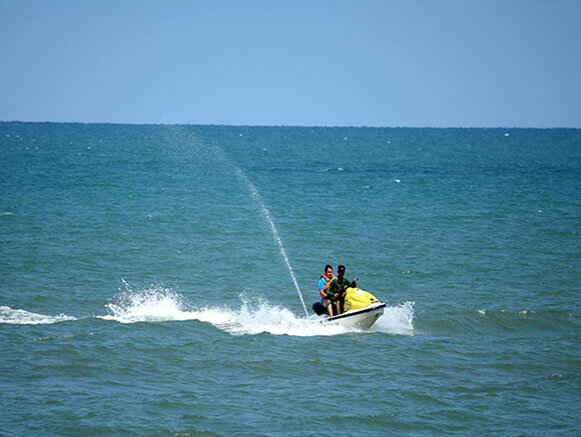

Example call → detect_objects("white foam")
0 306 76 325
217 298 350 337
98 285 343 335
517 310 533 316
98 284 193 323
99 286 414 336
370 301 415 335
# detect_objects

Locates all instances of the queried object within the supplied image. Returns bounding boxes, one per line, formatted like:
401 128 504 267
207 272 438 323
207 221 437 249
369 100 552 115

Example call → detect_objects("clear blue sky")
1 0 580 127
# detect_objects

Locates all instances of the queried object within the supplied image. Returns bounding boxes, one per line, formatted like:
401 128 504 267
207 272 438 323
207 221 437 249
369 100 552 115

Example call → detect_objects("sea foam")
0 306 76 325
371 301 415 335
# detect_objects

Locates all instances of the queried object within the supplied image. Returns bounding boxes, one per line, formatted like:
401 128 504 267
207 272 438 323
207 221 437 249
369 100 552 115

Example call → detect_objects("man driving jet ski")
326 264 358 316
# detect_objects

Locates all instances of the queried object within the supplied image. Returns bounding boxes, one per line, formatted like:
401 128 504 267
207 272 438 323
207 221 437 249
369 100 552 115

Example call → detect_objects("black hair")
337 264 346 273
324 264 333 272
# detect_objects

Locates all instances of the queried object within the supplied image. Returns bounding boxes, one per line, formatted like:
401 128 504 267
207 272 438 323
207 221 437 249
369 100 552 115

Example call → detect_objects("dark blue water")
1 122 579 435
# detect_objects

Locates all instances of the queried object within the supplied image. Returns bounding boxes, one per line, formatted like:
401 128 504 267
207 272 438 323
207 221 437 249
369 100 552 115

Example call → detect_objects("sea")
1 122 579 436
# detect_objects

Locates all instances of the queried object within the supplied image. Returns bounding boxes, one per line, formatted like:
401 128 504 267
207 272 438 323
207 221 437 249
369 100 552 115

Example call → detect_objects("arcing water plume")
228 165 309 317
163 125 309 316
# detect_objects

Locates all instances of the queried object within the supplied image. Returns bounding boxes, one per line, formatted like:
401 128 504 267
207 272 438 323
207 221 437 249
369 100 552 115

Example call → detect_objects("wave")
417 306 579 335
0 305 76 325
98 284 415 336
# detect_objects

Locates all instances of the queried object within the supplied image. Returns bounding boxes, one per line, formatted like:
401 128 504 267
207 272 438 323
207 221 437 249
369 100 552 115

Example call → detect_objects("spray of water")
222 156 309 316
164 125 309 316
98 284 415 336
229 166 308 316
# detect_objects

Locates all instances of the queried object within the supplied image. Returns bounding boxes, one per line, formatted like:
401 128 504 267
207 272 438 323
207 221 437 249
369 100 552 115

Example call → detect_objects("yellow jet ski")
312 287 386 329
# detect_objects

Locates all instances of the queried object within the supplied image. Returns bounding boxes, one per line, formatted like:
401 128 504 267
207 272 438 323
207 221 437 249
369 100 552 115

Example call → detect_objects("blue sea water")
1 122 579 435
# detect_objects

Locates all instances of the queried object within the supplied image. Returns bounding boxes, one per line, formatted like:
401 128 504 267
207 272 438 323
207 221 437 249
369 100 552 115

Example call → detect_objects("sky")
1 0 580 127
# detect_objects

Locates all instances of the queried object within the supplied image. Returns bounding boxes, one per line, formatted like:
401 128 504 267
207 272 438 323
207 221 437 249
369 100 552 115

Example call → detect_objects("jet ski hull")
323 302 386 330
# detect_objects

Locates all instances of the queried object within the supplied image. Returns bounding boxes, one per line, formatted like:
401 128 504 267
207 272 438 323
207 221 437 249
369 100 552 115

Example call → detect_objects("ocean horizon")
3 120 580 129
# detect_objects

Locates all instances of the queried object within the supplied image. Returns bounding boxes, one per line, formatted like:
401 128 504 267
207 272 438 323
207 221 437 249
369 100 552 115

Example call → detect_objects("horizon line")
1 119 580 130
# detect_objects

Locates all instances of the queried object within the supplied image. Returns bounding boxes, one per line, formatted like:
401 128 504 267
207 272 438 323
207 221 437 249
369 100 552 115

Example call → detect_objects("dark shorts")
322 298 333 307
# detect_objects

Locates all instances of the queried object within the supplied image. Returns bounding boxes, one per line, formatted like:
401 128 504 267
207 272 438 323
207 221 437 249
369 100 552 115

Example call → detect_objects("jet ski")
312 287 386 330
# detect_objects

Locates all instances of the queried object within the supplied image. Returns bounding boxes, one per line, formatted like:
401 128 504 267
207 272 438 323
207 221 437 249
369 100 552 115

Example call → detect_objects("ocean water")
1 122 579 436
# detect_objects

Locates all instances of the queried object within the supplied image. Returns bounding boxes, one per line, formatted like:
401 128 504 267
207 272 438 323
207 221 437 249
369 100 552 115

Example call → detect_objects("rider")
326 264 358 316
318 264 335 316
